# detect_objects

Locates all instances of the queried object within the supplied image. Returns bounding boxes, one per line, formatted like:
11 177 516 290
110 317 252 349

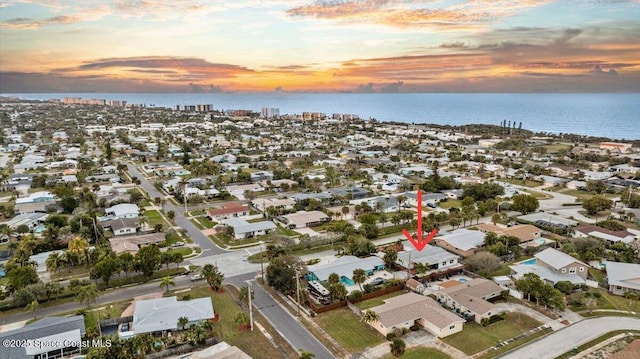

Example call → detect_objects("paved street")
0 275 193 326
499 317 640 359
126 163 224 255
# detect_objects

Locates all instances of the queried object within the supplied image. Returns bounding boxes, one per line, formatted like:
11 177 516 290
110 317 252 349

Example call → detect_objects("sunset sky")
1 0 639 93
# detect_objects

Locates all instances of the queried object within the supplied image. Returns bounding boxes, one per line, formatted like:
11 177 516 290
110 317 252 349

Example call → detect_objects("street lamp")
259 242 265 283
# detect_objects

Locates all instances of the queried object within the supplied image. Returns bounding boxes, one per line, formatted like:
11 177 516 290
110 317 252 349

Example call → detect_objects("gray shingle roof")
535 248 586 270
0 316 85 359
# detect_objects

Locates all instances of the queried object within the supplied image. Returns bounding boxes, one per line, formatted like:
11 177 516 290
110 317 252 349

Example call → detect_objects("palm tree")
341 206 349 220
202 264 224 291
396 195 407 212
138 216 149 232
26 300 39 319
160 276 175 292
45 252 62 273
363 309 379 323
68 236 89 256
177 316 189 331
352 268 366 291
76 284 99 308
389 338 406 357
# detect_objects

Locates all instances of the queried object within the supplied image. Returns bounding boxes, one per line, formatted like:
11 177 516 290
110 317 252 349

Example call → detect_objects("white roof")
438 229 485 251
133 296 214 334
397 245 459 268
223 218 276 234
605 261 640 291
106 203 139 217
510 264 586 285
25 329 81 356
308 255 384 281
535 248 586 270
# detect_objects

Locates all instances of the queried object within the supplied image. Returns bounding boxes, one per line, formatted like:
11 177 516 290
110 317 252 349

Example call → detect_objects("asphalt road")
0 275 193 325
499 316 640 359
227 274 336 359
126 163 224 255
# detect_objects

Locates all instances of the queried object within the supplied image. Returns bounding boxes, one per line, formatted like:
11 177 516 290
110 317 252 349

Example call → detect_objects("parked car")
370 277 385 286
190 273 203 281
171 242 185 248
120 323 129 332
426 202 436 208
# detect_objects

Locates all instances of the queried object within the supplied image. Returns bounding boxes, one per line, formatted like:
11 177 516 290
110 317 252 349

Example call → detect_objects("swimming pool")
522 258 537 265
458 278 469 283
34 224 46 233
536 238 546 245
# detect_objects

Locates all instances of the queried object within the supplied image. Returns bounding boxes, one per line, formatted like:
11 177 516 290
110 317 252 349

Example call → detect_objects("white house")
105 203 140 219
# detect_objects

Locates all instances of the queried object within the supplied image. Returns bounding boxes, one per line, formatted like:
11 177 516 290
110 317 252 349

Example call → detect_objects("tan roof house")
367 292 464 338
476 223 542 244
436 278 504 324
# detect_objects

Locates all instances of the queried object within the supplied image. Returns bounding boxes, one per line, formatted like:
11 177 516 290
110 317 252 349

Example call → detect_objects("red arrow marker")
402 190 438 251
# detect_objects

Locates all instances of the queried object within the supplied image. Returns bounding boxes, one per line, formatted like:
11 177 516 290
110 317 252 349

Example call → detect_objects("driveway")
499 317 640 359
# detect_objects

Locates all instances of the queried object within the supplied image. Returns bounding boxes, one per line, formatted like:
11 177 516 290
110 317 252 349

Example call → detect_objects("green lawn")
277 226 298 236
441 313 542 355
50 265 90 280
498 178 543 188
439 199 462 209
139 199 151 207
589 268 606 284
144 209 166 226
355 291 406 310
199 216 217 228
314 308 385 353
569 289 640 312
167 286 288 359
541 143 572 154
525 190 549 199
166 247 192 257
382 347 451 359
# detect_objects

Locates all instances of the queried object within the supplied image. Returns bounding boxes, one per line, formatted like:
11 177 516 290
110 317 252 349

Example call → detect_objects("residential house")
367 293 464 338
109 232 165 255
396 245 461 274
0 315 85 359
101 218 139 236
306 255 385 285
604 261 640 296
276 210 329 229
574 224 636 244
2 212 48 230
222 218 276 239
15 191 56 204
436 278 504 324
251 197 296 213
434 229 485 257
206 202 250 222
105 203 140 219
476 223 542 245
510 248 589 285
129 296 214 336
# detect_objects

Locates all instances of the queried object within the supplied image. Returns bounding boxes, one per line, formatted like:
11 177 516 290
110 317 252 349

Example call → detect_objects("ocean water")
3 93 639 139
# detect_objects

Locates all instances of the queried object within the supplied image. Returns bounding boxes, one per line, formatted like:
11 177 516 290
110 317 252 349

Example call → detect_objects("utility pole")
183 183 187 214
246 280 254 331
295 268 301 317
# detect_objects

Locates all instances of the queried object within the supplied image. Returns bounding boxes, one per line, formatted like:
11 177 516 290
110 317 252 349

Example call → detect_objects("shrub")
386 333 396 341
348 290 363 301
410 325 419 331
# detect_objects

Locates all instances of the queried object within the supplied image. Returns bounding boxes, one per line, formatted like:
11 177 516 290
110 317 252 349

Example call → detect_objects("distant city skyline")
1 0 639 93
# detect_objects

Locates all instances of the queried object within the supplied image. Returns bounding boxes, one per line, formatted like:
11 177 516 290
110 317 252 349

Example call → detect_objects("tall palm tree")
363 309 379 323
389 338 406 357
45 252 62 273
238 285 254 307
160 276 175 292
352 268 366 291
68 236 89 256
76 284 99 308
